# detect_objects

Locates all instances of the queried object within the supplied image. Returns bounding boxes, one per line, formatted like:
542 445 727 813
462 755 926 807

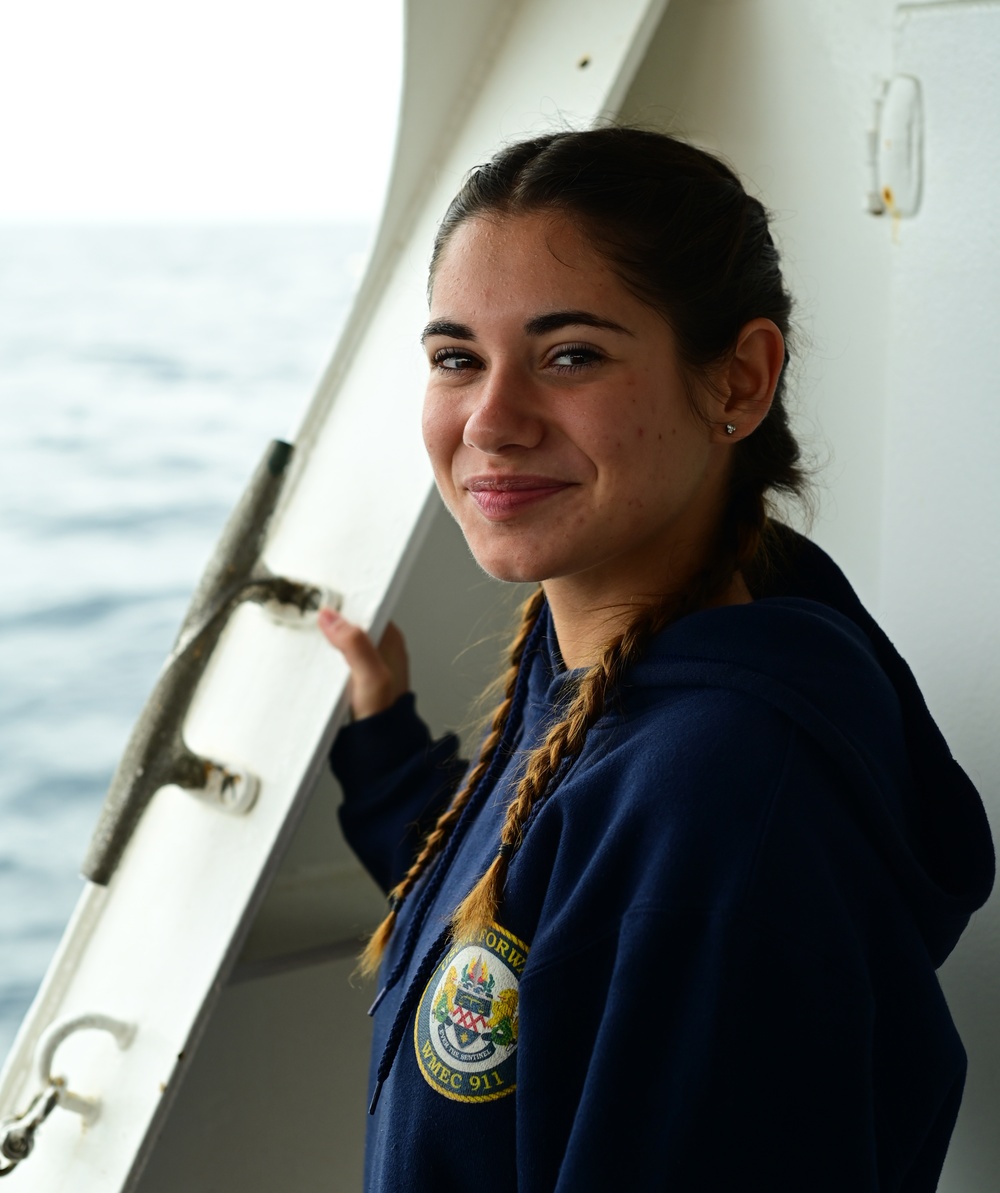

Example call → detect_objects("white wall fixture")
875 74 924 217
0 1014 136 1178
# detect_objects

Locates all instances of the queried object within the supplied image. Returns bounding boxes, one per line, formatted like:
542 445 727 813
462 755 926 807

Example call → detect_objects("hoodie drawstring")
368 924 451 1115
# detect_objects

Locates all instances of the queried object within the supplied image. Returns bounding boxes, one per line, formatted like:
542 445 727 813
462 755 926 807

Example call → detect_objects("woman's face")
421 212 731 600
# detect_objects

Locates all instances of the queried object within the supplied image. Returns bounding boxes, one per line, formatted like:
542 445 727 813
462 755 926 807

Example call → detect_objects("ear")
708 318 785 443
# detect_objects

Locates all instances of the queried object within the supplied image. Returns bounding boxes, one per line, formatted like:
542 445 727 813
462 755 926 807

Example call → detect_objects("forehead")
429 212 631 316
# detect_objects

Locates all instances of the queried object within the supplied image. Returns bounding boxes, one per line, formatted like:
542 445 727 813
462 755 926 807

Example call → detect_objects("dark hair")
359 127 806 975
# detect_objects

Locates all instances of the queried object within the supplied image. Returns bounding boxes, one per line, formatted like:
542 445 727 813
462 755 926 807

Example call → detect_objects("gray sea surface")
0 223 370 1061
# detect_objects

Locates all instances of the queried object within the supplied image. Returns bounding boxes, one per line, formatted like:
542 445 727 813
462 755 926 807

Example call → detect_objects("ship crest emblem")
414 922 529 1103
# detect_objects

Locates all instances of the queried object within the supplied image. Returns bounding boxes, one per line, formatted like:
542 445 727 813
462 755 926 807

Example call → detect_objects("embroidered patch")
413 922 529 1104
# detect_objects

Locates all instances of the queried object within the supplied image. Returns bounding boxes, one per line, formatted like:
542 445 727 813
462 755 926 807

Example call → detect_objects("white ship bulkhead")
0 1 997 1189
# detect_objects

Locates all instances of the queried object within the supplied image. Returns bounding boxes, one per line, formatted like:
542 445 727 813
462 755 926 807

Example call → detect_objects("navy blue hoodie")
331 534 993 1191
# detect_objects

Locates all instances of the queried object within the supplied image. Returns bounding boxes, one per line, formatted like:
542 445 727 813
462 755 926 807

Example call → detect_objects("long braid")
449 601 670 941
357 586 546 977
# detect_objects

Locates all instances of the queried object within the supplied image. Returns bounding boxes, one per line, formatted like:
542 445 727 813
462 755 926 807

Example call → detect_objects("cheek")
576 377 664 459
570 411 639 476
421 398 456 471
420 396 448 455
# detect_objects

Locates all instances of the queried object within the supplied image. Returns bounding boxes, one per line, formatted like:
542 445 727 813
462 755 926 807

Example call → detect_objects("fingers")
375 621 411 698
318 606 384 671
318 607 409 720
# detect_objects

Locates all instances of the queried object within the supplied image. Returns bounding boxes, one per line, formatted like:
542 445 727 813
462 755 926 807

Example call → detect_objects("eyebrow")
420 309 634 344
421 319 474 343
524 310 634 338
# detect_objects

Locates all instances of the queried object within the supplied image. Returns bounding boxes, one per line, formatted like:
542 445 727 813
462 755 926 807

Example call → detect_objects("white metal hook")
34 1014 136 1125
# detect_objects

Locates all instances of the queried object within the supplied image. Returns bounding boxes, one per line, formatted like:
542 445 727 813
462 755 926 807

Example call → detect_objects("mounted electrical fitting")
870 75 924 218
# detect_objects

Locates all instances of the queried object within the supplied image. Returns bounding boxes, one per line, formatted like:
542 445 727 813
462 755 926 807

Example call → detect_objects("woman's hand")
318 608 410 720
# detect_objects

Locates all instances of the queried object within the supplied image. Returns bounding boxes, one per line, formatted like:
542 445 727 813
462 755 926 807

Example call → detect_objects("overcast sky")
0 0 402 222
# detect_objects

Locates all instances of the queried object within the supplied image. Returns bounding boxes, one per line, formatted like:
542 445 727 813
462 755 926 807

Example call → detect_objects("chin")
461 536 550 585
470 552 546 585
465 537 594 587
455 513 587 585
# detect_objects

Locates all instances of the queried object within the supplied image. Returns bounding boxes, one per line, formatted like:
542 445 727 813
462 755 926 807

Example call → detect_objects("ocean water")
0 223 370 1061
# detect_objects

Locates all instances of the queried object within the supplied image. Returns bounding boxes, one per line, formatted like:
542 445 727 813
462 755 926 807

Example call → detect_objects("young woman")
318 128 993 1191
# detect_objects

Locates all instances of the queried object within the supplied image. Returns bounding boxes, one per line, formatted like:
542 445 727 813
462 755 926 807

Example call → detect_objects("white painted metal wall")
621 1 1000 1187
879 6 1000 1190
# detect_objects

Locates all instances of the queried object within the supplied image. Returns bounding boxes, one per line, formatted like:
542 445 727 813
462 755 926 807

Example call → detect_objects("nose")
462 363 544 454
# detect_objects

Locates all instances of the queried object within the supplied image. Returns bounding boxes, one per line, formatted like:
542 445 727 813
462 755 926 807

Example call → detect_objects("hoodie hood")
621 528 995 966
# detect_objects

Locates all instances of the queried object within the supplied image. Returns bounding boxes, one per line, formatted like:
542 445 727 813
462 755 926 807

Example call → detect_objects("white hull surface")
0 0 668 1187
4 1 1000 1190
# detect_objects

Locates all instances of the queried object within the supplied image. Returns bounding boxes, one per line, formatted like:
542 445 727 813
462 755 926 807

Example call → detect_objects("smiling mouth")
466 476 573 519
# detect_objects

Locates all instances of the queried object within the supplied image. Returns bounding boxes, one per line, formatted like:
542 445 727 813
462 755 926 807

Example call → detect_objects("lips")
465 475 573 519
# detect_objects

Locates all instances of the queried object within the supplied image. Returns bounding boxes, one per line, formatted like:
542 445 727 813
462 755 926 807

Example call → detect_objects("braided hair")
359 127 806 976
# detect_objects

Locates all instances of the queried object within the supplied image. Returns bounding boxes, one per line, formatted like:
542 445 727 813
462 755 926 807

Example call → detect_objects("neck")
544 567 752 670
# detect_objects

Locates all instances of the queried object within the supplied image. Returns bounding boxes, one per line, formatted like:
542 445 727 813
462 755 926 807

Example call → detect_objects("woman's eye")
550 345 603 370
432 348 481 372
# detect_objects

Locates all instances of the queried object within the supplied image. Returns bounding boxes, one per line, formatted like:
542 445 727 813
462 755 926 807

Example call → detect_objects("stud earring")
725 423 736 436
